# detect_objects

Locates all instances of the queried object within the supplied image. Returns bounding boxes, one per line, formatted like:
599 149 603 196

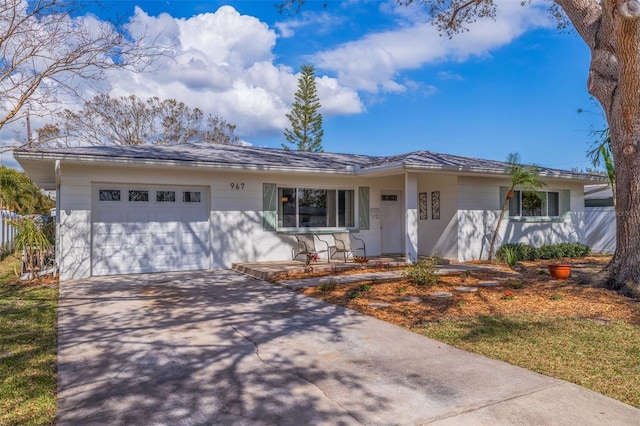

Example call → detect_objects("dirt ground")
300 256 640 328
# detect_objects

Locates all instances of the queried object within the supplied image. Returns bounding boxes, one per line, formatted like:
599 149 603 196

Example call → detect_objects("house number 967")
230 183 245 190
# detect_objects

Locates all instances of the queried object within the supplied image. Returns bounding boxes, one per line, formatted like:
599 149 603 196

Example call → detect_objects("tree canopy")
283 64 324 152
0 166 54 214
36 94 239 146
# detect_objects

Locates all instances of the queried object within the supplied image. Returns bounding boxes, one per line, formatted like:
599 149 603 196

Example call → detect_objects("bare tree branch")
36 94 240 146
0 0 166 145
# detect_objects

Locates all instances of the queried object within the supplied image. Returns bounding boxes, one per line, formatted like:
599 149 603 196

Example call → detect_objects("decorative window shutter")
358 187 370 230
561 189 571 215
263 183 277 231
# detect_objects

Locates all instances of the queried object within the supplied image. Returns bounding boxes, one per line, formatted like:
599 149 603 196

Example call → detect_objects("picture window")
509 190 559 217
278 187 355 228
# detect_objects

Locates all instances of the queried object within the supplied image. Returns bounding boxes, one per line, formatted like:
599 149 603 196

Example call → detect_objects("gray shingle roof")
14 143 601 180
366 150 586 176
21 143 380 170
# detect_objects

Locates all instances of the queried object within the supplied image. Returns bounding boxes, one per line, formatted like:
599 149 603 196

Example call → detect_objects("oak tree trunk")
559 0 640 295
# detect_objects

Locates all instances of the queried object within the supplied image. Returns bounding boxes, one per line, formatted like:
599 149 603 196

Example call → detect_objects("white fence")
583 207 616 254
0 210 20 249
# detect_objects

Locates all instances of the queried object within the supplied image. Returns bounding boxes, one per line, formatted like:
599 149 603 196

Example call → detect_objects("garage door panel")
181 231 207 244
92 184 210 276
93 223 127 236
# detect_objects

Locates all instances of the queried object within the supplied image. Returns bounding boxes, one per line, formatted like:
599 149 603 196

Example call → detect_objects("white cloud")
438 71 464 81
2 1 552 149
311 0 553 94
275 11 345 38
103 6 363 137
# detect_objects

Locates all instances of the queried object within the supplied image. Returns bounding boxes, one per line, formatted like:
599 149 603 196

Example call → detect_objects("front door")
380 191 402 254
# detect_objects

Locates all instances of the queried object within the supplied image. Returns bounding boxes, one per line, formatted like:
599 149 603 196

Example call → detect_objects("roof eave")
13 151 358 176
400 163 605 182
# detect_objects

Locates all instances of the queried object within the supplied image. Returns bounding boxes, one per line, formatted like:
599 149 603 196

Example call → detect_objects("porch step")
232 256 408 281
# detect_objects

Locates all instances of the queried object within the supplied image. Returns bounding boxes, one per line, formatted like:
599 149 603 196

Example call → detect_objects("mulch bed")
300 256 640 328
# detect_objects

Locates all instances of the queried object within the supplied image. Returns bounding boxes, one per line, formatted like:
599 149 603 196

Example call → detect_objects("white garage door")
91 184 210 276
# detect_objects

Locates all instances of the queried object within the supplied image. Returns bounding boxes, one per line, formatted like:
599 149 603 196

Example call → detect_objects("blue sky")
10 0 606 171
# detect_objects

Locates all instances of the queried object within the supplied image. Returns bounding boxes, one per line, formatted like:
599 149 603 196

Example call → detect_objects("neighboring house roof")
14 143 605 190
584 184 614 207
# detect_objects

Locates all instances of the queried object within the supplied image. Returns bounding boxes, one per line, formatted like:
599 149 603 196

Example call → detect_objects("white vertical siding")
583 208 616 253
0 210 19 248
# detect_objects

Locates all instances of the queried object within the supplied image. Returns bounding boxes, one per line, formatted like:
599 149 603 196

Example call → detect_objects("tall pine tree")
283 65 324 152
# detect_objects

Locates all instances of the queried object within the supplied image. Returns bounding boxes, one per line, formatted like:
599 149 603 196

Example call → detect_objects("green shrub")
510 281 524 289
573 242 591 257
538 242 591 259
501 245 519 266
519 244 539 261
499 242 591 261
319 280 337 291
496 243 540 266
496 243 539 263
5 216 54 279
537 244 560 260
403 258 439 285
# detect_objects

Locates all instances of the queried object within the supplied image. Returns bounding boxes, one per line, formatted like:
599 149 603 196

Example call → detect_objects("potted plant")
548 263 571 280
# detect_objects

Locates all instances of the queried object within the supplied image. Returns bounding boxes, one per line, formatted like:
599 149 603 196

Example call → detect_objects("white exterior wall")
405 174 418 262
58 166 92 280
417 174 459 259
212 172 382 268
57 161 594 278
455 176 587 261
58 164 389 279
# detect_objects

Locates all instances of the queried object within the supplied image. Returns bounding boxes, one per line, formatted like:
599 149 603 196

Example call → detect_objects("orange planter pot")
548 264 572 280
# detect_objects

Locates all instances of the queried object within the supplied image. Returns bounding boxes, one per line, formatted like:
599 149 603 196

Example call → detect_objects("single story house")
14 143 604 280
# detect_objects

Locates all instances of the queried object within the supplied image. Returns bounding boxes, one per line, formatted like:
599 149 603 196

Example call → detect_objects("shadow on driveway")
58 271 389 425
57 270 640 425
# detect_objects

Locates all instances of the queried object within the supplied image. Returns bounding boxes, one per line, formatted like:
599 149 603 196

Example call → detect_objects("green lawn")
416 314 640 408
0 257 57 426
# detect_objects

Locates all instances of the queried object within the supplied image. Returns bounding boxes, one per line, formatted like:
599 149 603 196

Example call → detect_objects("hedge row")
496 242 591 263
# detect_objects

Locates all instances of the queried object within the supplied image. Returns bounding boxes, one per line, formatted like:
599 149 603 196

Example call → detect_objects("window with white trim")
277 187 355 228
509 190 560 217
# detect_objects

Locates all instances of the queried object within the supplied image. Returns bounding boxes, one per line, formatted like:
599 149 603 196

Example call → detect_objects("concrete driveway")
57 271 639 425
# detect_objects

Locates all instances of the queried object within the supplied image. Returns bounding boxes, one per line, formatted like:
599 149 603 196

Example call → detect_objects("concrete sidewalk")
57 270 639 425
